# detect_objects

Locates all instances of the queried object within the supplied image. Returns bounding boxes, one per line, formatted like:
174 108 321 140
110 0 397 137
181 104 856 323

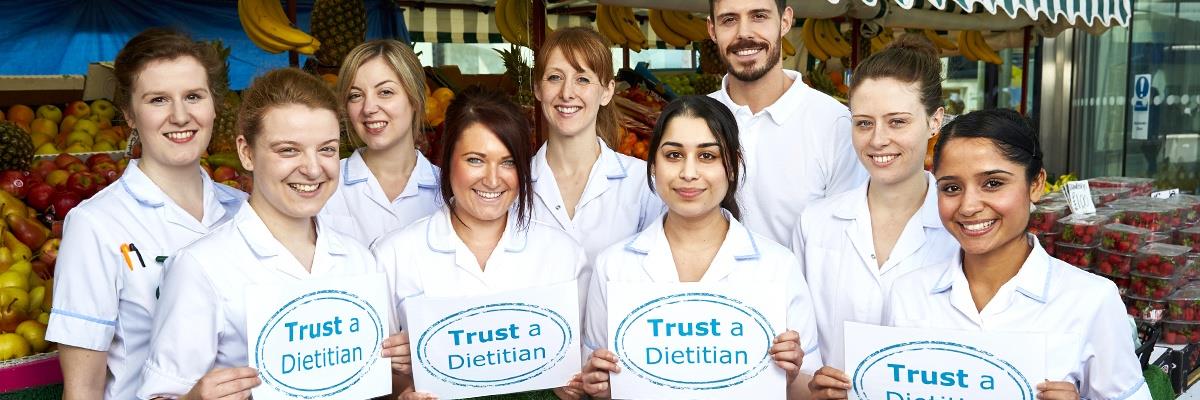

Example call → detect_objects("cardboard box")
82 62 116 101
0 62 116 108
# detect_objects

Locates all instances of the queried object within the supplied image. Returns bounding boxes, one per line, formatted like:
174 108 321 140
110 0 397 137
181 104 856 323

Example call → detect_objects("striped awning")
403 6 687 49
852 0 1132 27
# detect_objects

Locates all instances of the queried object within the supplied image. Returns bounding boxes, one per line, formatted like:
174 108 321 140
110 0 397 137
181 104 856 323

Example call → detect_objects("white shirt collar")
931 234 1053 304
531 138 629 182
235 205 349 260
624 209 761 261
424 205 529 254
712 69 811 126
342 148 439 191
833 171 943 229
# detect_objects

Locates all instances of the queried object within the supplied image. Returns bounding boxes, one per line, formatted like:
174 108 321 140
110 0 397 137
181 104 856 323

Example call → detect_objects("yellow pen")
120 243 134 271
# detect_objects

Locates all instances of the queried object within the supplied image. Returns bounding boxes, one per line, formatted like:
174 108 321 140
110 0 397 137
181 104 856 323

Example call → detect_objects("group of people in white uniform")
42 0 1150 399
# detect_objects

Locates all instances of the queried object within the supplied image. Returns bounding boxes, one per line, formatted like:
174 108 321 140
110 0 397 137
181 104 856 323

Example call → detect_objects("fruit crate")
0 351 61 393
1134 243 1194 278
1165 321 1200 345
1038 231 1060 257
1101 223 1152 253
1097 247 1135 277
1092 187 1133 206
1131 271 1184 300
1173 195 1200 225
1098 273 1131 292
1029 203 1068 234
1123 206 1176 232
1180 226 1200 252
1127 294 1168 320
1058 214 1112 245
1088 176 1156 196
1167 285 1200 322
1054 242 1096 269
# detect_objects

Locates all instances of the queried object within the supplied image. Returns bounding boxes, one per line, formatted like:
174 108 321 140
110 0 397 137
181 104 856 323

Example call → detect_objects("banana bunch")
596 5 649 51
645 9 709 49
923 29 957 52
495 0 550 47
958 30 1002 64
238 0 320 55
870 27 895 53
801 19 851 61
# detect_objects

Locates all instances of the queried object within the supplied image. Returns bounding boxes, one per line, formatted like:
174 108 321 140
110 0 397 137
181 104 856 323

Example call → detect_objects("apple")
92 162 120 184
64 163 87 174
90 99 116 121
58 115 77 135
38 238 59 266
220 180 241 190
30 160 56 181
65 100 90 118
65 130 94 147
48 190 82 221
53 153 83 169
15 320 48 352
66 172 100 197
212 166 238 182
72 119 99 136
0 170 31 199
86 154 114 168
29 118 56 137
35 105 62 124
25 183 54 212
44 170 69 188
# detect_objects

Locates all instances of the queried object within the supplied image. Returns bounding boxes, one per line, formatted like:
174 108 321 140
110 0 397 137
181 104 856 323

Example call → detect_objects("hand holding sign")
383 331 414 375
1036 381 1080 400
182 367 261 400
808 367 851 400
579 349 621 399
769 330 804 383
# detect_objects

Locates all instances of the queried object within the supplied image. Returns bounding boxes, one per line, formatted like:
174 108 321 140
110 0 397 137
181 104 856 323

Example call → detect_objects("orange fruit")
321 74 338 87
432 88 455 105
6 105 34 125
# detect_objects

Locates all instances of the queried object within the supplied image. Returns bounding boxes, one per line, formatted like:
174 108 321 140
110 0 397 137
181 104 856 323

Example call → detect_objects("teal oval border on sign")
850 340 1035 400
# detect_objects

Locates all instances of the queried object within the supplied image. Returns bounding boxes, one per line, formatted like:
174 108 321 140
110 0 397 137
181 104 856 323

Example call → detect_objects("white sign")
1132 74 1151 140
607 282 787 400
845 322 1046 400
1152 189 1180 199
406 280 581 399
1064 180 1097 215
246 273 392 400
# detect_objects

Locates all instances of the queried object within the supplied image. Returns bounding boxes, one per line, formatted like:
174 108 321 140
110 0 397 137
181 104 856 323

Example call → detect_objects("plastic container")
1148 231 1173 244
1029 203 1068 234
1123 206 1174 232
1164 321 1200 345
1167 285 1200 322
1091 187 1133 206
1133 243 1192 278
1125 294 1167 320
1088 176 1155 196
1058 214 1111 245
1096 247 1135 277
1129 272 1181 300
1038 231 1060 256
1178 225 1200 252
1054 242 1095 269
1174 195 1200 225
1100 223 1151 253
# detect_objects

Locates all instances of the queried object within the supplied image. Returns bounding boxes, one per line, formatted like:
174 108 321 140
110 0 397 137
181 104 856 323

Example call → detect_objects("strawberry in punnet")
1134 243 1191 278
1178 226 1200 252
1096 248 1133 276
1057 214 1110 245
1100 223 1149 253
1131 273 1177 300
1054 242 1095 269
1029 204 1066 233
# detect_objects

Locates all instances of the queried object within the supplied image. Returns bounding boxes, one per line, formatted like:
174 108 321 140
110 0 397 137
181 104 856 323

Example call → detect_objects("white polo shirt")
46 159 245 400
583 212 823 375
372 205 587 331
531 138 664 263
792 172 958 370
709 70 867 246
137 205 381 399
885 236 1151 400
321 148 441 246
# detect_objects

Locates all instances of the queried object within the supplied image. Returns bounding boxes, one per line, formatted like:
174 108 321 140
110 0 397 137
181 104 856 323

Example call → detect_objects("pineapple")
0 122 34 171
311 0 367 67
205 39 239 155
495 45 533 107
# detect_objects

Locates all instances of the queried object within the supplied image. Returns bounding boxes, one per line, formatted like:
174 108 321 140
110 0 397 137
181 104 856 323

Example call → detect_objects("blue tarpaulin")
0 0 408 89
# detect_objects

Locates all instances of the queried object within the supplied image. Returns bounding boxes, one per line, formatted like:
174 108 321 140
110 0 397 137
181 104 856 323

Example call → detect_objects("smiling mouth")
365 121 387 130
288 183 321 193
960 220 996 233
554 106 582 115
474 189 503 199
163 130 197 142
870 154 899 165
734 47 764 56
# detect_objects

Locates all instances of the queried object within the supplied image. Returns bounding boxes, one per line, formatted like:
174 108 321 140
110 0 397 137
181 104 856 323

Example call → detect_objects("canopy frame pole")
288 0 299 67
1020 26 1032 114
533 0 547 145
850 19 861 69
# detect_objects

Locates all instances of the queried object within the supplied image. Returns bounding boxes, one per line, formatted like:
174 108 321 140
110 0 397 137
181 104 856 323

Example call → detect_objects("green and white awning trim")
403 7 688 49
851 0 1131 27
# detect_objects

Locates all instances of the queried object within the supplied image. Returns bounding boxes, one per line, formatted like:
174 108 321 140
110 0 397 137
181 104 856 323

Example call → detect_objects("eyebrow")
851 112 915 119
935 169 1014 183
462 151 488 158
661 141 720 148
350 80 398 90
140 88 208 99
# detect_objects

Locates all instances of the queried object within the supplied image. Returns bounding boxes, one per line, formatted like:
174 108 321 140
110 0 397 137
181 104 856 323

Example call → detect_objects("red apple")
53 153 83 169
237 174 253 194
38 238 60 267
65 101 91 118
92 162 120 184
86 154 114 169
30 160 57 181
212 166 238 182
25 183 55 212
0 170 32 199
48 190 82 220
66 172 100 197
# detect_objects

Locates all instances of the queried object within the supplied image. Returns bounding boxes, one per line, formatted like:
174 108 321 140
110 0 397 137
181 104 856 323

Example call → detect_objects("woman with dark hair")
46 28 247 400
882 109 1150 400
798 35 959 398
577 95 820 399
372 86 587 399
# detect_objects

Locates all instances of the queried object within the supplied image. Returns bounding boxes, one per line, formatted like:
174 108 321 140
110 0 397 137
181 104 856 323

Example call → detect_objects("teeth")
962 220 996 231
555 106 581 114
366 121 386 129
289 183 319 192
871 155 898 164
474 189 502 199
735 48 762 56
164 131 195 140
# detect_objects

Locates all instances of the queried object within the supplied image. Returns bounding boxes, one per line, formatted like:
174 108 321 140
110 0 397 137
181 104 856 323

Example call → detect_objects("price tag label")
1065 181 1096 215
1151 189 1180 199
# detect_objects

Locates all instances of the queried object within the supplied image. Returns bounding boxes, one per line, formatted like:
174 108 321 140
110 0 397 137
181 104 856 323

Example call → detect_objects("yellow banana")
957 30 980 62
923 29 957 51
495 0 516 45
596 5 627 46
662 10 708 42
870 36 887 53
247 0 315 48
800 19 831 61
814 20 848 58
238 0 288 53
295 38 321 55
782 37 796 57
972 31 1003 64
505 0 530 46
826 20 853 58
649 9 689 48
616 6 647 48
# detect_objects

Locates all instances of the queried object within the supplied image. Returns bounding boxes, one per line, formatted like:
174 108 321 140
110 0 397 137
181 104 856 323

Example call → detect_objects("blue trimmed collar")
930 234 1052 303
341 148 439 190
833 171 942 229
236 205 350 259
531 138 629 183
623 209 760 261
120 159 242 208
424 205 529 255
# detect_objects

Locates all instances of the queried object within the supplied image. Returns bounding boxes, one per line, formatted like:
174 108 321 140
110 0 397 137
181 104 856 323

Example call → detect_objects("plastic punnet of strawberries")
1100 223 1151 253
1096 247 1134 277
1134 243 1192 278
1054 242 1096 269
1057 214 1112 245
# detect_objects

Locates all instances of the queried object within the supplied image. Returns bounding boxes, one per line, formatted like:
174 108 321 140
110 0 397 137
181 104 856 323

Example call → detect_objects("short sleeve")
783 255 823 375
138 251 223 398
1079 284 1151 400
371 233 425 332
46 209 120 351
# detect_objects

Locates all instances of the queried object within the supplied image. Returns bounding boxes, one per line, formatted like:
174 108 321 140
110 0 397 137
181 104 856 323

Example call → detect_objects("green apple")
35 105 62 124
65 100 90 118
0 333 31 361
73 119 99 136
90 99 116 121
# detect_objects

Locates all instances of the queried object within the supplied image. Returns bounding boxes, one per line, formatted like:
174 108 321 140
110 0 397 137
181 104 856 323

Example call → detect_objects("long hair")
647 95 744 220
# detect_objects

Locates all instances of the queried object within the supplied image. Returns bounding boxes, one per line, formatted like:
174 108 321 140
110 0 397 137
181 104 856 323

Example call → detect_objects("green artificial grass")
1145 366 1175 400
0 384 63 400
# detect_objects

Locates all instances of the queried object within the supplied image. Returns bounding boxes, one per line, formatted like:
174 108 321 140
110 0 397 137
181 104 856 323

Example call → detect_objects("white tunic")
792 173 958 370
372 205 587 331
531 138 664 263
709 70 867 246
885 236 1152 400
46 160 246 400
321 148 441 246
584 212 823 375
137 205 381 399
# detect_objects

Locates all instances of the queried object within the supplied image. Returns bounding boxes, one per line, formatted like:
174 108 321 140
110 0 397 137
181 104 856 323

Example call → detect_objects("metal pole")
287 0 299 67
1020 26 1031 114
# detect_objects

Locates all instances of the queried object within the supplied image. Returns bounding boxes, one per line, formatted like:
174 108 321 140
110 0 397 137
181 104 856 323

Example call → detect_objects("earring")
126 128 139 156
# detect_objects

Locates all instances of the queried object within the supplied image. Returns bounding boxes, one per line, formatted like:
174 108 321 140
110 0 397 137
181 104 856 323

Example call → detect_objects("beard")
723 37 782 82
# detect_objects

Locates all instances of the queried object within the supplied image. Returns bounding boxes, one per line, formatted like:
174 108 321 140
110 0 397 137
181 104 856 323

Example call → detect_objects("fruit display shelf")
0 351 60 393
